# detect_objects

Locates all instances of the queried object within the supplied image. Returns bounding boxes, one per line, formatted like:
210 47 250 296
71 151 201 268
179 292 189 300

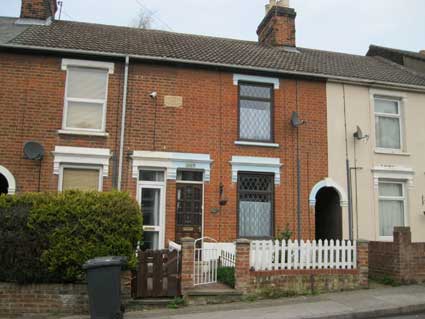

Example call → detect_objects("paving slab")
58 284 425 319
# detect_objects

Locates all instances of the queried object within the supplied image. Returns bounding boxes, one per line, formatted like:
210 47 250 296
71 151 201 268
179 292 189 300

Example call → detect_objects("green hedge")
0 191 142 284
217 267 235 288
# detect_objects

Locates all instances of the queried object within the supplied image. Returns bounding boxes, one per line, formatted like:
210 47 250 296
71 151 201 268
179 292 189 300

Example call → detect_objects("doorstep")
184 283 243 305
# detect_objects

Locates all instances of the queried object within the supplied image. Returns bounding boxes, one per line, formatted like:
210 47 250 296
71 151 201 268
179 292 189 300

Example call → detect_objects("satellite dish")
23 141 45 160
353 126 369 141
353 126 363 139
291 111 305 127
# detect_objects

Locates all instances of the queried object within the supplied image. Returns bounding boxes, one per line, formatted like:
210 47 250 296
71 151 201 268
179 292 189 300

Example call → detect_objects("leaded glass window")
238 173 274 238
239 83 273 142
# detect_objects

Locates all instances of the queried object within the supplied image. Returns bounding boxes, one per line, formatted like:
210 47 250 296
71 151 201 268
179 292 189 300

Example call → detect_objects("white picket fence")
250 240 357 271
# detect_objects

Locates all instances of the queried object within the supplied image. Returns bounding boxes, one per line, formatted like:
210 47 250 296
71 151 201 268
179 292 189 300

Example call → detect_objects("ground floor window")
238 173 274 238
378 180 406 237
60 166 102 191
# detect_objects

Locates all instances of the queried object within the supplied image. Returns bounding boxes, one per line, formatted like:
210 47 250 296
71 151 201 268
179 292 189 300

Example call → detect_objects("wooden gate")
132 249 181 298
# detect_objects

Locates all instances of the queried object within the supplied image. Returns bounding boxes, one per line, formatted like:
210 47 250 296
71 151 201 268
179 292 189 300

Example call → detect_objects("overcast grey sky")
2 0 424 55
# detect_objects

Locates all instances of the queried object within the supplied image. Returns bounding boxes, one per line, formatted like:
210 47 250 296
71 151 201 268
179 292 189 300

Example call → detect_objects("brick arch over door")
0 165 16 195
309 178 348 207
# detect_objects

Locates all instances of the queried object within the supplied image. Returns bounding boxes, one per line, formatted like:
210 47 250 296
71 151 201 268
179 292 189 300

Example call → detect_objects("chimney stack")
20 0 57 21
257 0 296 47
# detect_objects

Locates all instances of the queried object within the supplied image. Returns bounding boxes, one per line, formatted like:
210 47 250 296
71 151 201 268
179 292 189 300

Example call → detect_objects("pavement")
64 284 425 319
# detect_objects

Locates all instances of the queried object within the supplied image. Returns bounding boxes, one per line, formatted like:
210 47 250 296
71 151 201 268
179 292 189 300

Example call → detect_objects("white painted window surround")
131 151 213 182
230 156 281 184
372 165 413 241
370 89 407 154
52 146 112 177
234 141 280 148
233 74 280 89
60 59 114 136
0 165 16 195
371 165 414 190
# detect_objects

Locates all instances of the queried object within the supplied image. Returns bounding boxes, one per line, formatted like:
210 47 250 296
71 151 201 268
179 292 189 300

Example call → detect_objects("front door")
140 184 165 250
175 183 203 242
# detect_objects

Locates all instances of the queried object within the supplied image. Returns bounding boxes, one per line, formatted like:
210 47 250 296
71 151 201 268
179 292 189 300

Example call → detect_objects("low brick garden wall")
235 239 369 295
0 271 132 317
249 269 362 295
369 227 425 284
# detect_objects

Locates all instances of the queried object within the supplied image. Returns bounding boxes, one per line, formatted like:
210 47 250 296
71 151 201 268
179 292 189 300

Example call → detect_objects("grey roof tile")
4 20 425 87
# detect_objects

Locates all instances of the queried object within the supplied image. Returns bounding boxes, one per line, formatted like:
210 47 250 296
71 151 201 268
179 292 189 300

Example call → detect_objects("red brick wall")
0 271 131 316
234 239 368 294
369 227 425 284
121 63 328 242
20 0 57 20
0 52 328 243
0 52 123 193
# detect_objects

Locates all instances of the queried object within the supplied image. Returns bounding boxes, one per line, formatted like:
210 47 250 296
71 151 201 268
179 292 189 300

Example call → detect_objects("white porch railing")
250 240 357 271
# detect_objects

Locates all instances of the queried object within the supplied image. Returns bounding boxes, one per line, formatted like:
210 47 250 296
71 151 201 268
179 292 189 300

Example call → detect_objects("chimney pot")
20 0 57 21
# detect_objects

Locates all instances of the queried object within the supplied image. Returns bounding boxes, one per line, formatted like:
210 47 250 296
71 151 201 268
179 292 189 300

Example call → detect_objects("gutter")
2 43 425 93
117 55 130 191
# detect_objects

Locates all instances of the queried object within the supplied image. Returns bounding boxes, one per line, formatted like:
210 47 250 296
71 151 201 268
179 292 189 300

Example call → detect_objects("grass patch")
167 297 186 309
217 267 235 288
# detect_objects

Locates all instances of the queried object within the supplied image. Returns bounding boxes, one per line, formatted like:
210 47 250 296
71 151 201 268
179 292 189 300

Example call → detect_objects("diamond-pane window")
239 83 273 142
238 173 274 238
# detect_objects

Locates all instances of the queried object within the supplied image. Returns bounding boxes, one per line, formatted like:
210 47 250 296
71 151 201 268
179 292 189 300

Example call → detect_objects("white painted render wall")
327 82 425 242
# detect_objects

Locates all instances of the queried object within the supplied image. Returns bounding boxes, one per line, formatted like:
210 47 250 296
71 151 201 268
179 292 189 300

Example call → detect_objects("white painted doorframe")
137 181 166 250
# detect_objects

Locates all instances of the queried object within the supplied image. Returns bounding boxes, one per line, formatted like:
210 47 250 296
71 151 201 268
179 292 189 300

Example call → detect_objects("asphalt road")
382 314 425 319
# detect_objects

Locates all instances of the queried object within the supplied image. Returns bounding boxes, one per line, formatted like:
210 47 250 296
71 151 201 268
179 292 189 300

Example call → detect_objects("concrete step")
185 285 243 305
126 298 173 311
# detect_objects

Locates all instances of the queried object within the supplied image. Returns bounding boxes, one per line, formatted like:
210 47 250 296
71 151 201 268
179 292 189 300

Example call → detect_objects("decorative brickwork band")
235 238 251 292
357 240 369 288
181 237 195 294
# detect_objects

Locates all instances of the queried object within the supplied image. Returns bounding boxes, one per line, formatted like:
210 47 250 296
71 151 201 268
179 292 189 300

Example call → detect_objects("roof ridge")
53 19 260 45
369 44 425 61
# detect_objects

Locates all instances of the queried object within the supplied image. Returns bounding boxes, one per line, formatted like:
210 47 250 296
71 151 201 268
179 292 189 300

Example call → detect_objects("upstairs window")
63 66 109 132
375 97 402 150
239 83 273 142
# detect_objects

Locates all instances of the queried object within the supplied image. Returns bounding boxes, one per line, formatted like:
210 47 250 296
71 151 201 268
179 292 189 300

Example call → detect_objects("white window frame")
378 179 408 241
58 164 103 192
61 59 114 135
374 96 403 152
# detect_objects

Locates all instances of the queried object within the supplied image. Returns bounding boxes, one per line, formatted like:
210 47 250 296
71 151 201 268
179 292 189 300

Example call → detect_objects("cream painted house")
326 82 425 242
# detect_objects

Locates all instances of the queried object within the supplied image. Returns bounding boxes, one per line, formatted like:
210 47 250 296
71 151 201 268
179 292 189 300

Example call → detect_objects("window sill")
378 236 394 242
375 149 410 156
58 129 109 137
235 141 280 148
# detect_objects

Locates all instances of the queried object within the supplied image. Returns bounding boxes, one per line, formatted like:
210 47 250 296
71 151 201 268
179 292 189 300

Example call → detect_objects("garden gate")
132 248 181 298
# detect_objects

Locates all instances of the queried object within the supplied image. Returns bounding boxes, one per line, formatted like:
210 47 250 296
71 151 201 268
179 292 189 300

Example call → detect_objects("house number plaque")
164 95 183 108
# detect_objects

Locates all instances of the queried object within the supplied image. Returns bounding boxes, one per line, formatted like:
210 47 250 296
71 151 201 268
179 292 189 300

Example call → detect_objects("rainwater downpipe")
342 84 354 240
117 55 130 191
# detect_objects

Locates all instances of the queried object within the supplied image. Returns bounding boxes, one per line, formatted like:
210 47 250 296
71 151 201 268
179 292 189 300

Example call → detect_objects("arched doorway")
0 166 16 195
0 173 8 195
315 187 342 240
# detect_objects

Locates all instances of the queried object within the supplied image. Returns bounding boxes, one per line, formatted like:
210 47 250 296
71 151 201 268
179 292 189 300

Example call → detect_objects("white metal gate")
193 237 219 286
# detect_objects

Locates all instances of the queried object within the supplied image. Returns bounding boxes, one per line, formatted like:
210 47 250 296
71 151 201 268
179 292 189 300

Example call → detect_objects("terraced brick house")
1 0 424 248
